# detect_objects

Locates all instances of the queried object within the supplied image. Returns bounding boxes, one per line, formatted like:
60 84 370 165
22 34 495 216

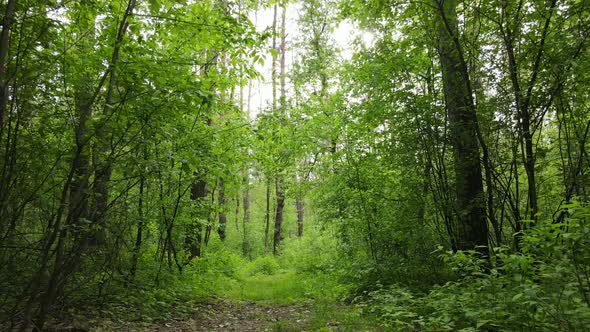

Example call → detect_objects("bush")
280 228 340 274
359 202 590 331
244 256 281 276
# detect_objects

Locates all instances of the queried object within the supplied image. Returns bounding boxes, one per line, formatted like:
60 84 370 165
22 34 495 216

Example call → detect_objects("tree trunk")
91 0 137 245
279 0 287 107
242 172 250 257
433 0 488 252
271 3 278 111
68 93 93 231
187 175 207 260
264 178 271 252
273 176 285 255
296 198 304 237
218 179 227 241
0 0 17 135
130 171 145 281
500 0 557 228
273 0 287 256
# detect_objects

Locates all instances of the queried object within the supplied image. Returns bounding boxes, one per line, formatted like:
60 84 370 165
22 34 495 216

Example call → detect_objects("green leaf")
270 48 279 59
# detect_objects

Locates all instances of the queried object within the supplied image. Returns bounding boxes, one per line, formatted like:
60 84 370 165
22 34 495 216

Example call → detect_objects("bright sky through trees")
248 4 374 116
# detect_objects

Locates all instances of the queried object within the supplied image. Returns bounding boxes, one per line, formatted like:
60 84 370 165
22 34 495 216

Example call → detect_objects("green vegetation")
362 204 590 330
228 271 306 304
1 0 590 331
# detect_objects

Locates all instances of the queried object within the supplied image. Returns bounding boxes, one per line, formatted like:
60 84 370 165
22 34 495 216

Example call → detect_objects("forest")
0 0 589 331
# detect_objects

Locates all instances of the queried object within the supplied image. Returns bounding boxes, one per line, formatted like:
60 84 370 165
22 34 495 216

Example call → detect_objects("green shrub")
359 202 590 331
280 228 340 274
244 255 281 276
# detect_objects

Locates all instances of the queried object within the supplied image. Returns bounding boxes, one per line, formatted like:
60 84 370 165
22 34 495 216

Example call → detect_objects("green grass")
221 262 381 331
225 270 308 305
305 302 382 331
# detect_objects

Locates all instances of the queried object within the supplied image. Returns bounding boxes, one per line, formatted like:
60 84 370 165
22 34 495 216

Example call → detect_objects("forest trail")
93 300 311 331
81 271 379 332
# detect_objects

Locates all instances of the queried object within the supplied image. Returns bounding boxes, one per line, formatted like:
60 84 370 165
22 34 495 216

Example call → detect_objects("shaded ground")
46 299 376 332
43 271 381 331
87 299 310 331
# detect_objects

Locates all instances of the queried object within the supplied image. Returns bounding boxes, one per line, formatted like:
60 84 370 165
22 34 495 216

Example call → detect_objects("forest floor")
91 300 312 331
76 270 380 332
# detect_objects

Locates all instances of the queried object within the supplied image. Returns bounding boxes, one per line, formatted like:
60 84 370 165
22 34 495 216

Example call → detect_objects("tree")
0 0 263 326
431 0 488 252
273 0 288 256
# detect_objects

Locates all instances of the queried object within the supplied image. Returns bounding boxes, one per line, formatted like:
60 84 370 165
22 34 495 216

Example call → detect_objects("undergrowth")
357 202 590 331
46 203 590 332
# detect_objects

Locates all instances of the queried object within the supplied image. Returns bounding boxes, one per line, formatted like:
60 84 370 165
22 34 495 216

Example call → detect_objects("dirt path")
45 272 379 331
90 300 311 332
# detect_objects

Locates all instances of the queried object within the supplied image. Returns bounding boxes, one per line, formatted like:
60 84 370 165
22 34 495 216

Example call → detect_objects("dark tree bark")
433 0 488 252
187 174 207 260
273 176 285 255
273 0 287 255
22 1 138 324
264 178 271 253
0 0 17 135
68 90 93 232
204 185 216 246
217 179 227 241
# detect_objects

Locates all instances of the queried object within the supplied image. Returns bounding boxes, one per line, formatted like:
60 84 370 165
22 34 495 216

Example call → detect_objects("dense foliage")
0 0 589 331
362 203 590 330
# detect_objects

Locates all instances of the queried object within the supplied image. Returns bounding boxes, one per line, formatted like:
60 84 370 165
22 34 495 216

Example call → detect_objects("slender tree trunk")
266 1 278 255
504 37 538 224
187 45 215 256
273 0 287 256
130 171 145 281
273 177 285 255
279 0 287 107
242 172 250 257
91 0 137 245
0 0 17 136
433 0 488 252
264 178 271 252
241 74 251 257
500 0 557 227
68 94 93 230
0 0 19 221
271 3 278 111
296 198 304 237
218 179 227 241
235 196 240 232
204 184 215 247
204 224 212 246
187 175 207 260
483 149 501 245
